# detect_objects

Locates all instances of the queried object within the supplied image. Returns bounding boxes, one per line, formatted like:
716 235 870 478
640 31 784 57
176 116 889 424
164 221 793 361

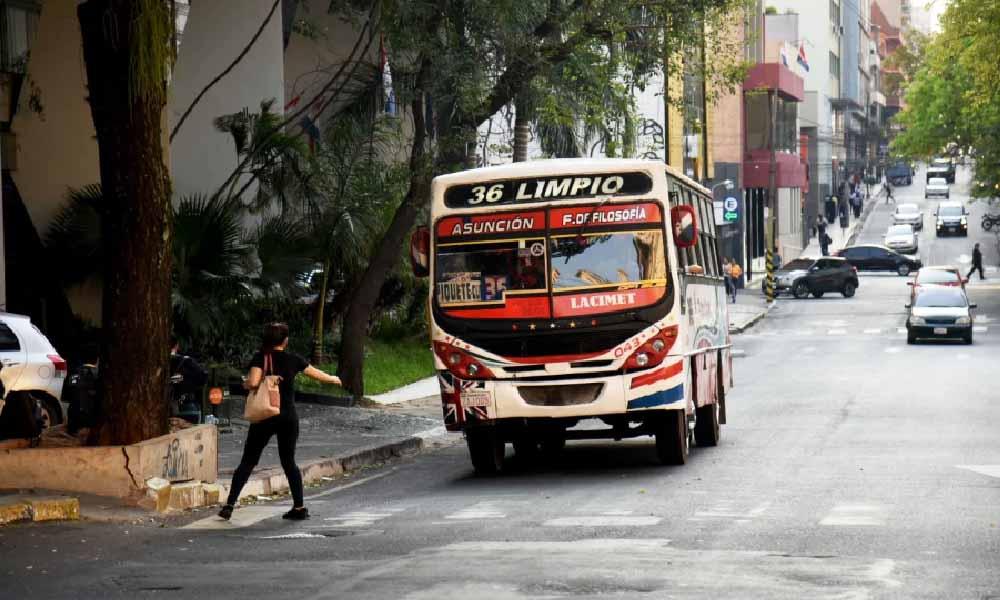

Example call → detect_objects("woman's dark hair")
261 322 290 351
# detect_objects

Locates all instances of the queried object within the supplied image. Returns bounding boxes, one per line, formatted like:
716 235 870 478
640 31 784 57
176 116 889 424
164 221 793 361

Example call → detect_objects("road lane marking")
827 329 847 335
884 347 902 354
446 502 507 520
182 505 285 530
956 465 1000 479
325 509 404 528
820 504 886 527
543 516 661 527
863 328 881 334
896 328 907 334
973 326 988 333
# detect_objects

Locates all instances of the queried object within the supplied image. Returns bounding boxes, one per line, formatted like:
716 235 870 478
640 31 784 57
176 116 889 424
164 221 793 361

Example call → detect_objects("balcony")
743 62 804 102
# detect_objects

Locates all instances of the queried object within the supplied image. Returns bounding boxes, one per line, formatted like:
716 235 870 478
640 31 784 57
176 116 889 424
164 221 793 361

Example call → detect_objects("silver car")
884 224 918 255
925 177 950 199
892 203 923 230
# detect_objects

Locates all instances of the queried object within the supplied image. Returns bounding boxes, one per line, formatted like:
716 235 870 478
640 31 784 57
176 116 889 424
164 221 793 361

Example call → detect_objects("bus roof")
431 158 712 197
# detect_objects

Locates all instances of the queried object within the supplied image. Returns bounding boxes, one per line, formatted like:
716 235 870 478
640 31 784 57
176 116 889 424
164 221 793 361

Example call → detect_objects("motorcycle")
982 213 1000 232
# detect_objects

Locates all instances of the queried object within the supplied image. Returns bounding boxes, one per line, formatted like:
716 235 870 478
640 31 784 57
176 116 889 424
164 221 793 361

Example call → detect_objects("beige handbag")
243 354 281 423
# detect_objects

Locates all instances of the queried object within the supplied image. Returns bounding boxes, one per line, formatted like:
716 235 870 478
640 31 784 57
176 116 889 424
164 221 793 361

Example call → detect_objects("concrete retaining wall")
0 425 217 500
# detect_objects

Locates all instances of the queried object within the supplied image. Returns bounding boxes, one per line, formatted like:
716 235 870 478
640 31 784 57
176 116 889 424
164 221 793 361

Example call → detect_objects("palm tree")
297 112 402 364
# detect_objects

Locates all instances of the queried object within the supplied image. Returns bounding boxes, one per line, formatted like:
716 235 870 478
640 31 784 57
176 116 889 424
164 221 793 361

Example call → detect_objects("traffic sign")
723 196 739 223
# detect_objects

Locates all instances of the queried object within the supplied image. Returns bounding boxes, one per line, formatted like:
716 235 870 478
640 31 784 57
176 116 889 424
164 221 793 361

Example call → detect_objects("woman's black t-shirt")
250 350 309 420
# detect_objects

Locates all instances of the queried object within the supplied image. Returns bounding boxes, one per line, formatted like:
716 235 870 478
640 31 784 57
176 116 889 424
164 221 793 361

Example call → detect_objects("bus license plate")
462 390 492 407
934 327 948 335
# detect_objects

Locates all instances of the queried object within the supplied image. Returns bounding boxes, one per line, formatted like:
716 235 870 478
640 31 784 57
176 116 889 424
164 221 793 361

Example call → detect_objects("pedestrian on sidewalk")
728 259 742 303
966 243 986 280
839 201 849 235
850 189 862 218
820 230 832 256
218 322 343 522
722 257 734 299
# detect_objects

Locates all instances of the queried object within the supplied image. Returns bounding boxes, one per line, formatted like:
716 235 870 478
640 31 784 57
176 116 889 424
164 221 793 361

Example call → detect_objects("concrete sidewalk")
728 287 771 333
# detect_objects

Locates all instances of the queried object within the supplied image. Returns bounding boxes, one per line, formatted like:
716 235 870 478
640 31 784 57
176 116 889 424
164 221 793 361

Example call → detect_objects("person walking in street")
722 257 734 299
218 322 343 521
967 243 986 280
883 179 895 204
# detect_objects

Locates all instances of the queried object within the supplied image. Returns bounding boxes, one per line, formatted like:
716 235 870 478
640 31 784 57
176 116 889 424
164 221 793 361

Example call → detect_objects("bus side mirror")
410 226 430 278
671 205 698 248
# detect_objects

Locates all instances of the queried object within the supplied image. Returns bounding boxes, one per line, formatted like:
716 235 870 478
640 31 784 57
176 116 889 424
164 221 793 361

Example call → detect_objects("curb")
845 193 880 248
729 303 772 335
225 433 433 505
0 496 80 527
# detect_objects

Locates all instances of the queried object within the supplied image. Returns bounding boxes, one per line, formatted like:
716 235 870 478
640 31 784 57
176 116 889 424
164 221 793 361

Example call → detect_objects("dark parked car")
835 244 923 276
775 257 859 299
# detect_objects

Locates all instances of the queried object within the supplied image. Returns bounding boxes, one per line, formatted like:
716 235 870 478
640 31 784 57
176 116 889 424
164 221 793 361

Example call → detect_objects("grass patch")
296 337 435 396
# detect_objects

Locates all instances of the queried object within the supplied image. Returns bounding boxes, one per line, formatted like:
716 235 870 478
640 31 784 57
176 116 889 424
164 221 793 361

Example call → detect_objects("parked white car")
0 313 68 428
925 177 950 199
884 224 919 255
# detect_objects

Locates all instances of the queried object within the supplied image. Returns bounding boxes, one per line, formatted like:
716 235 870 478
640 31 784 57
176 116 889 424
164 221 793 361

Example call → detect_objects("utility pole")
765 89 778 304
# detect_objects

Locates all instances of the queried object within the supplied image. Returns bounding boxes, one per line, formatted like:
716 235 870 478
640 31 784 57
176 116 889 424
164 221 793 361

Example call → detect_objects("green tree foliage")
891 0 1000 198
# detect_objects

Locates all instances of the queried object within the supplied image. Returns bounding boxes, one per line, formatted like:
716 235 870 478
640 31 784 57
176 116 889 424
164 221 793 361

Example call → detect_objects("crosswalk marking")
884 347 902 354
956 465 1000 479
690 501 770 522
820 504 887 527
827 329 847 335
324 509 403 528
543 516 661 527
446 502 506 520
863 328 881 334
973 325 988 333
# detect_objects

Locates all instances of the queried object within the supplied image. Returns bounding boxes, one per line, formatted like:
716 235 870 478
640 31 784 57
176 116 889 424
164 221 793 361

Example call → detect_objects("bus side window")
701 196 719 277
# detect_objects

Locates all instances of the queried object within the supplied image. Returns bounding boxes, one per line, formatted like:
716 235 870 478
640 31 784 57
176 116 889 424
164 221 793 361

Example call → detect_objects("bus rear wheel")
655 410 689 465
466 427 505 475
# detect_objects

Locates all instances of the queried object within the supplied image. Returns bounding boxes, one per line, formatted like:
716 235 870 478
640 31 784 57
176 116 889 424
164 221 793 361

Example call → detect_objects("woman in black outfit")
218 322 341 521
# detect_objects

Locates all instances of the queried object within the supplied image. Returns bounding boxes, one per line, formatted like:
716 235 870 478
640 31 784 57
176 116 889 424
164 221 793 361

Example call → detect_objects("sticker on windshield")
438 273 483 305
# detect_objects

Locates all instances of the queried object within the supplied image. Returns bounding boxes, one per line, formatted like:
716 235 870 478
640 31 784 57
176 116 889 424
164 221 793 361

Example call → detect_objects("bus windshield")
550 232 666 290
436 239 547 306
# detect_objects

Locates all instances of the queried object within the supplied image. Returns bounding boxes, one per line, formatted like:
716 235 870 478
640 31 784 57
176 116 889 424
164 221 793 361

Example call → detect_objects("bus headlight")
467 363 480 376
635 353 650 367
624 326 679 372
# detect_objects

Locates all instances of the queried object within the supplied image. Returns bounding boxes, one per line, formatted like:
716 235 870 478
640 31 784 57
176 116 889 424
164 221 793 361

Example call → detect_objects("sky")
910 0 950 33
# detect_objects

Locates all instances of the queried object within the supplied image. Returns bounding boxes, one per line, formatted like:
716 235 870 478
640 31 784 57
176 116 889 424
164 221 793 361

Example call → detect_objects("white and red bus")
410 159 733 473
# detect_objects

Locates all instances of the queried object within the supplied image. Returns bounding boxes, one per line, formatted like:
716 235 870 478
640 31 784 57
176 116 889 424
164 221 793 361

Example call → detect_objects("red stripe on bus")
549 202 662 230
442 296 551 319
552 286 666 318
629 360 683 389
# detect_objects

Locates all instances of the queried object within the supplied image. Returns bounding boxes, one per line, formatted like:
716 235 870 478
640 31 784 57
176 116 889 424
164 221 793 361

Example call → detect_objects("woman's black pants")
226 417 303 507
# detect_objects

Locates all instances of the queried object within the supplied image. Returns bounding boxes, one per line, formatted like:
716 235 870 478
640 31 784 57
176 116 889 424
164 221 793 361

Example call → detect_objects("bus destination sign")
444 171 653 208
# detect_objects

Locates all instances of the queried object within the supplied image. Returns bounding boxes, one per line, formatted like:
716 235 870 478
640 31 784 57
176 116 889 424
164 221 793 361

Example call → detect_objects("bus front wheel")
694 401 720 447
466 427 505 475
655 410 689 465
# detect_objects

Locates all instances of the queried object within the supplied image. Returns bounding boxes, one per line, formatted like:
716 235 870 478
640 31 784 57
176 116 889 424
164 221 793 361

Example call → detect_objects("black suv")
775 257 859 299
835 244 923 276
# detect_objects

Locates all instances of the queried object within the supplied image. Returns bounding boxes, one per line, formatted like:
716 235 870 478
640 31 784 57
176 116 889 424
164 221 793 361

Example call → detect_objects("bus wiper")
567 196 613 264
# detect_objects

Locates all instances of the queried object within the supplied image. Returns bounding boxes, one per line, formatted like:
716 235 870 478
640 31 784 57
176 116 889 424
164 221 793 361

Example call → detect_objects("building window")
829 51 841 79
745 92 769 152
829 0 840 26
0 0 40 73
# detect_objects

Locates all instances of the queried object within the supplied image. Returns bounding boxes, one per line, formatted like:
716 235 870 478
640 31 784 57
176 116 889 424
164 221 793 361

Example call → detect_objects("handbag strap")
263 353 273 376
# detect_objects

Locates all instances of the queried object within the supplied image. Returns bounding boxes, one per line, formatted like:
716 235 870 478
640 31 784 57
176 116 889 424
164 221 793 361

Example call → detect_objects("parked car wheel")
32 392 63 428
897 264 911 276
963 331 973 345
812 291 824 298
907 330 917 344
842 281 857 298
793 281 810 299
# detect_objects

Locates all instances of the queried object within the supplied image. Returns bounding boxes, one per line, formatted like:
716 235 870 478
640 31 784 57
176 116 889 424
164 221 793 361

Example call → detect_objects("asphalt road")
3 165 999 599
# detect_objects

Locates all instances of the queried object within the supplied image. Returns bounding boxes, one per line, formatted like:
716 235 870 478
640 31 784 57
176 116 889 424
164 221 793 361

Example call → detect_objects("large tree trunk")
338 61 431 397
79 0 172 445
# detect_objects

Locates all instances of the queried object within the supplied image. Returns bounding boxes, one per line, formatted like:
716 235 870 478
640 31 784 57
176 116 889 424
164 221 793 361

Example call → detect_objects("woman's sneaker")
218 504 234 520
282 507 309 520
